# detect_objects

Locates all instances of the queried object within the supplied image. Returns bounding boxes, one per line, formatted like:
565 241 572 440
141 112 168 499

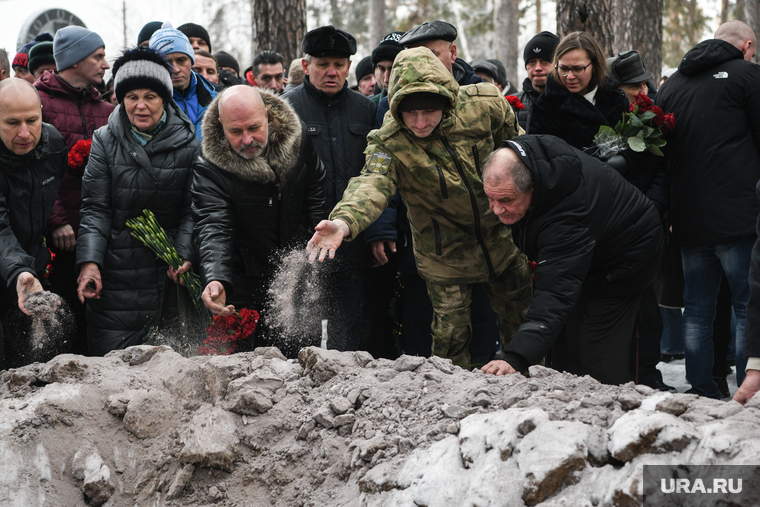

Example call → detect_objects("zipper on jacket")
431 217 442 255
441 136 497 280
435 165 448 199
78 96 88 140
472 145 482 178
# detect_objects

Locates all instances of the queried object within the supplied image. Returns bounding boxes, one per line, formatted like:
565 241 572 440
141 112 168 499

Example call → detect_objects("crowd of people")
1 16 759 405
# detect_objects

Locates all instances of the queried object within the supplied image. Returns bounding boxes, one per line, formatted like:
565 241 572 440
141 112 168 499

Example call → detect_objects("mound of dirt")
1 345 759 506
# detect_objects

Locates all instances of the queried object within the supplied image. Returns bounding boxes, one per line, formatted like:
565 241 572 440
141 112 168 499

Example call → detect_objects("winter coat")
35 71 114 233
513 77 541 128
173 71 218 141
500 135 664 373
745 181 760 359
527 74 628 152
76 101 200 355
192 90 327 306
0 124 66 302
373 58 483 129
655 39 760 247
330 47 523 285
283 73 376 269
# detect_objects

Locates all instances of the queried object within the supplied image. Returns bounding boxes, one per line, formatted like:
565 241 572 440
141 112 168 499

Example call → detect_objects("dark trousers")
629 285 665 386
400 272 500 365
47 248 89 355
359 261 399 360
323 268 365 351
552 285 643 385
713 274 734 378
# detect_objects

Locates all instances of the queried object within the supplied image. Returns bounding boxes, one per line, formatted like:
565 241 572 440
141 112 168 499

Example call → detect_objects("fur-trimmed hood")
201 88 302 183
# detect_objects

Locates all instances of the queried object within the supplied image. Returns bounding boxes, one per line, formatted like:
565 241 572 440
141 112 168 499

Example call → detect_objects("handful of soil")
24 291 62 319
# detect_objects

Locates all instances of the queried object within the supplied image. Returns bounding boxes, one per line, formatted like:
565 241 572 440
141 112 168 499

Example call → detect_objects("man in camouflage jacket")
308 47 532 369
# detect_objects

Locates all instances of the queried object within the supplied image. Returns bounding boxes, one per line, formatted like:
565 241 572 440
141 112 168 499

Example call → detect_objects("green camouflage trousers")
426 253 533 369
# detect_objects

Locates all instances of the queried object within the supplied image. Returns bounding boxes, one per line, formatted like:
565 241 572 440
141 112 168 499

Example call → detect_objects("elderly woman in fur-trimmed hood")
192 85 326 355
76 46 200 355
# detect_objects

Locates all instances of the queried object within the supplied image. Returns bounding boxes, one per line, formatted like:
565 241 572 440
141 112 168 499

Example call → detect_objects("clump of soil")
20 291 73 363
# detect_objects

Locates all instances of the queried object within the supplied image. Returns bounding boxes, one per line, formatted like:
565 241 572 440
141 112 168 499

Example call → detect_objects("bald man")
0 79 66 369
655 20 760 399
192 85 326 356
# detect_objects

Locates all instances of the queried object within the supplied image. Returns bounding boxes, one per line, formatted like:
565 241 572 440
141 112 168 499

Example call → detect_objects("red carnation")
506 95 525 110
68 139 92 173
200 308 260 355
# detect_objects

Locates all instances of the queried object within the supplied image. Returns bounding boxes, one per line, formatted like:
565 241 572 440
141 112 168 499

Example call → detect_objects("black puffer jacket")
192 90 327 306
527 74 628 152
500 135 664 373
655 39 760 247
76 102 199 355
513 77 541 128
283 76 375 269
0 123 65 302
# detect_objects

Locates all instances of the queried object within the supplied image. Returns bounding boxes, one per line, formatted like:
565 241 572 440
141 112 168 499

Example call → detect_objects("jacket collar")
302 75 350 104
201 89 302 183
35 71 102 102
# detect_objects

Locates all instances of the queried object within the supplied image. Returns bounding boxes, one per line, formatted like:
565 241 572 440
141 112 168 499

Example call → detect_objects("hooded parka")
500 135 664 373
330 47 523 285
192 89 327 306
0 124 66 302
655 39 760 247
76 101 199 355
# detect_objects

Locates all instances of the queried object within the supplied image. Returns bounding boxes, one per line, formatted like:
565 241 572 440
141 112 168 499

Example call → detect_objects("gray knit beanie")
53 26 105 71
112 47 174 104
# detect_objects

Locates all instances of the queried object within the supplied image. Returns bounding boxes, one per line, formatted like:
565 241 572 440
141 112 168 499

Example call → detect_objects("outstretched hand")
306 219 350 263
202 281 235 316
481 359 518 376
16 272 45 315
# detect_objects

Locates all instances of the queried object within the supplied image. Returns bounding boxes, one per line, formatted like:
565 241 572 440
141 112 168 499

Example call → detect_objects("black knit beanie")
137 21 163 46
398 92 449 113
177 23 212 51
523 31 560 65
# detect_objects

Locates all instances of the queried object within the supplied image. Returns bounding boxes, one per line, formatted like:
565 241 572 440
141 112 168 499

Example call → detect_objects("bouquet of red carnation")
68 139 92 174
44 247 56 278
506 95 525 110
594 93 675 159
200 308 259 355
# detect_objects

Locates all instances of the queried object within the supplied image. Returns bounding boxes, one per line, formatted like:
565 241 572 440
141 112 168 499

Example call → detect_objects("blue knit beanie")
149 22 195 65
53 26 105 71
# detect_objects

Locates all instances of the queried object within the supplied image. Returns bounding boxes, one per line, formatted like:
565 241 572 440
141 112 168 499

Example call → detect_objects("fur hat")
149 22 195 64
28 41 56 75
301 26 356 58
53 26 105 71
112 47 174 104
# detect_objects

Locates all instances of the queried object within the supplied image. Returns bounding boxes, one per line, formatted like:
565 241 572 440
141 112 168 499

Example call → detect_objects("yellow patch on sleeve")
367 152 392 175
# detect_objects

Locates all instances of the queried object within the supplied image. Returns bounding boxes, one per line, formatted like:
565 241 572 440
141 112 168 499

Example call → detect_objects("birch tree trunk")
494 0 521 86
368 0 386 48
614 0 663 83
250 0 306 65
556 0 616 55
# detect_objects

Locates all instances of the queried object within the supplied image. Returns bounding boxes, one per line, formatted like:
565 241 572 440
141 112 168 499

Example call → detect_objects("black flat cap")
608 50 653 84
469 60 498 82
372 31 405 66
399 20 457 47
302 26 357 58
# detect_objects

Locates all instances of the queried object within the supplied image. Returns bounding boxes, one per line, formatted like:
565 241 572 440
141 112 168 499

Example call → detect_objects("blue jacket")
173 71 218 140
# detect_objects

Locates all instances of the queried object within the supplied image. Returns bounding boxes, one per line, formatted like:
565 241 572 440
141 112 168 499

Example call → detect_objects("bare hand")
733 369 760 405
202 281 235 316
371 240 397 267
52 224 77 251
306 220 350 263
16 272 44 315
168 261 192 286
481 359 518 376
77 262 102 303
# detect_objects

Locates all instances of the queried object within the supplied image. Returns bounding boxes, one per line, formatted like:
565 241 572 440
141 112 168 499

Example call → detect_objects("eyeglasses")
555 63 592 77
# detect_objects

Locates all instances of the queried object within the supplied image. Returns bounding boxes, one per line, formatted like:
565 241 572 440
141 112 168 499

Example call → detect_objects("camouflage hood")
388 47 459 132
